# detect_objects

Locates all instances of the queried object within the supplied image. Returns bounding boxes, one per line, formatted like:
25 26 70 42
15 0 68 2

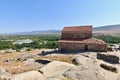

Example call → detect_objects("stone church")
58 26 107 52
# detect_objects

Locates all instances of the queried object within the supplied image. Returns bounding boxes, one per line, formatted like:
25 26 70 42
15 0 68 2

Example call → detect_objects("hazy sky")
0 0 120 33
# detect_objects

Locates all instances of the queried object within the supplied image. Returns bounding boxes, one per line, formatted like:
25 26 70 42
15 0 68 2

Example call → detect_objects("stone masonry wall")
58 42 85 52
58 42 107 52
87 44 107 52
62 31 92 40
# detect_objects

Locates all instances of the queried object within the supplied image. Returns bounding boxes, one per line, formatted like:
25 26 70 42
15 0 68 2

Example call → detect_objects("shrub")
16 49 20 52
5 51 12 53
26 48 32 51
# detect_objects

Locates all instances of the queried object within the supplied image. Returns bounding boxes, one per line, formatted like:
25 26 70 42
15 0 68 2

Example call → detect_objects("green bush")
0 34 60 50
26 48 32 51
5 51 12 53
16 49 20 52
94 35 120 43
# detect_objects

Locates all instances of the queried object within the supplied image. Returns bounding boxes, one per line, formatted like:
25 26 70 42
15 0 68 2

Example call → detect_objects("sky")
0 0 120 33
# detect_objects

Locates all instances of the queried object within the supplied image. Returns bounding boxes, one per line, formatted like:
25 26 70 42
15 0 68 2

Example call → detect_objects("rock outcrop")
100 63 117 73
63 65 105 80
10 71 44 80
1 52 120 80
97 53 119 63
23 59 44 69
39 61 76 77
0 67 13 80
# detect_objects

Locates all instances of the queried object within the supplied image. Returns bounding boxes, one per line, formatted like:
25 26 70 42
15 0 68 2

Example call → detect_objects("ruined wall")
87 44 107 52
58 42 107 52
58 42 85 52
97 53 119 63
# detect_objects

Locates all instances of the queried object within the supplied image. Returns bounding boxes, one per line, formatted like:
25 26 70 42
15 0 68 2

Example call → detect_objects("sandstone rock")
23 59 44 69
38 61 76 77
3 52 120 80
16 58 27 62
63 65 105 80
117 74 120 80
10 71 44 80
72 53 119 80
19 53 37 58
100 64 117 73
71 54 106 80
42 78 61 80
72 55 91 65
3 58 16 63
0 67 6 73
0 67 13 79
97 53 119 63
80 52 97 59
17 53 37 62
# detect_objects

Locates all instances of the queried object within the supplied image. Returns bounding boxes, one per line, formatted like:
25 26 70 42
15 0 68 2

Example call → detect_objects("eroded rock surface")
97 53 119 63
39 61 76 77
10 71 44 80
23 59 44 69
1 52 120 80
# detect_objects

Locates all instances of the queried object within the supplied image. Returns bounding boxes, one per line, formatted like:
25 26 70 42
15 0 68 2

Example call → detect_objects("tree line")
0 34 120 51
0 34 60 51
94 35 120 43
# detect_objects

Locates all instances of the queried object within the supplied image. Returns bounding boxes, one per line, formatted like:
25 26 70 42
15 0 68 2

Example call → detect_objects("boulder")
63 65 106 80
72 55 92 65
17 53 37 62
10 71 44 80
71 53 118 80
38 61 76 77
23 59 44 69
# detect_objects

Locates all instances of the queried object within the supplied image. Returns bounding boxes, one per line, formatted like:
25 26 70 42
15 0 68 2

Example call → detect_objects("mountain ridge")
0 24 120 35
93 24 120 34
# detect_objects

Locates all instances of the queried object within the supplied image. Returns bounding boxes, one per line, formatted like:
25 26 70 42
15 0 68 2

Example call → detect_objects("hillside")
93 24 120 34
1 24 120 36
10 24 120 35
14 30 61 35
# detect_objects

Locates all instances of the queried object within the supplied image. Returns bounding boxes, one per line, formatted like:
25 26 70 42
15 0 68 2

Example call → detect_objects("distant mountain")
93 24 120 34
19 30 60 34
1 24 120 36
13 30 61 35
21 24 120 35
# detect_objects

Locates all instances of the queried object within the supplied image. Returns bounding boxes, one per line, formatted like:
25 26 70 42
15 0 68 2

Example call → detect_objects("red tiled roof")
62 26 92 32
58 38 106 44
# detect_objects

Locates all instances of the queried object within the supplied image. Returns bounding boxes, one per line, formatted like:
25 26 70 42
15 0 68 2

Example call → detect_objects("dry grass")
4 62 34 74
0 53 33 74
0 77 7 80
34 54 74 64
60 77 74 80
0 49 74 74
